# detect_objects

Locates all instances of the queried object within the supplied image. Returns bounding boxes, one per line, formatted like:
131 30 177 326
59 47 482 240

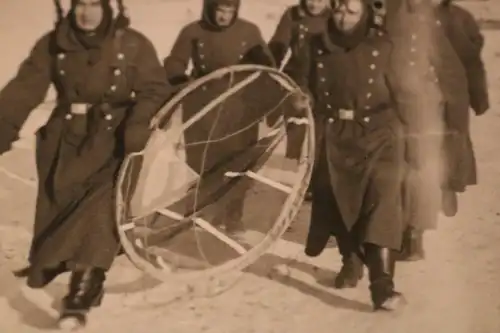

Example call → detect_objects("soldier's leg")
399 166 441 261
362 160 405 311
333 224 364 289
306 145 363 287
441 189 458 217
224 193 246 234
58 265 106 330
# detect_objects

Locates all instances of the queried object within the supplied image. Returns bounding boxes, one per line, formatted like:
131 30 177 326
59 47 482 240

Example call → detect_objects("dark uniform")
437 0 489 117
297 0 408 310
268 1 330 200
0 0 172 327
163 0 275 233
436 0 489 197
384 0 472 261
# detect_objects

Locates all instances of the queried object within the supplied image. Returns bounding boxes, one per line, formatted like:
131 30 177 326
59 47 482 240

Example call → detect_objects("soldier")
163 0 275 236
383 0 472 261
268 0 331 201
297 0 412 310
436 0 489 211
0 0 172 328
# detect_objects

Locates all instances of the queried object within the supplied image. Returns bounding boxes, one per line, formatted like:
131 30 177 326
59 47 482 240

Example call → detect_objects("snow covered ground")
0 0 499 332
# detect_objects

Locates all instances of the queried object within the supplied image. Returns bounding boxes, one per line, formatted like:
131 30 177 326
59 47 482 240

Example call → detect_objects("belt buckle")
70 103 89 115
338 109 354 120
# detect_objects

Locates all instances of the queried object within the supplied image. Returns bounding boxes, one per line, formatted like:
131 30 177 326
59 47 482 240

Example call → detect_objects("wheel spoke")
156 208 248 255
225 170 293 194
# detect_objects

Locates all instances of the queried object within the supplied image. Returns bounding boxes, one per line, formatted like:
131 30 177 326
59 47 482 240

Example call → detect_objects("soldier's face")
214 5 237 27
331 0 364 32
73 0 104 32
304 0 329 16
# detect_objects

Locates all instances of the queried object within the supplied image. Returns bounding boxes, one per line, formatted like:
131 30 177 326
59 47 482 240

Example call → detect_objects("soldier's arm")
163 25 193 86
432 31 471 133
268 8 294 69
240 24 276 67
0 33 52 141
125 35 174 151
453 5 489 115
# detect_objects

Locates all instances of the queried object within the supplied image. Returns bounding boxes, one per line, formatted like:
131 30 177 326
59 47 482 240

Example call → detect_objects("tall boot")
397 226 425 261
333 235 364 289
441 190 458 217
334 253 364 289
364 243 405 311
58 267 106 330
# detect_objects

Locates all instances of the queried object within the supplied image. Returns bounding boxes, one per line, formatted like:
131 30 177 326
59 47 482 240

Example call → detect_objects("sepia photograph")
0 0 498 332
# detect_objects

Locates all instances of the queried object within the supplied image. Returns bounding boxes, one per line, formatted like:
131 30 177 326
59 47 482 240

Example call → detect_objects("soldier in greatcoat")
163 0 275 236
435 0 489 212
0 0 172 328
295 0 413 310
383 0 474 261
268 0 331 201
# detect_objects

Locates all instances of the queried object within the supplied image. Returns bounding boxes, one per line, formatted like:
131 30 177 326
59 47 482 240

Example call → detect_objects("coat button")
372 50 379 57
324 91 329 96
369 64 376 70
328 117 334 123
65 114 72 120
114 69 121 76
105 114 113 120
317 49 323 55
363 117 370 123
117 53 124 60
320 77 326 82
411 47 416 52
58 53 65 60
59 70 65 75
368 78 374 84
366 92 372 98
200 54 205 59
317 63 324 68
326 104 332 109
411 34 417 40
110 85 117 91
436 20 442 26
409 61 415 66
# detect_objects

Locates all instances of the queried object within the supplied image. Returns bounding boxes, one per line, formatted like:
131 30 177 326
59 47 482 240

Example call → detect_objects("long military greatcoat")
296 26 411 256
385 0 473 229
163 17 275 175
163 11 277 225
0 19 171 288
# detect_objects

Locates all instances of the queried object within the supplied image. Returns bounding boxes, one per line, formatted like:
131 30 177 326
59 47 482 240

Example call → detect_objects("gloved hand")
290 89 313 111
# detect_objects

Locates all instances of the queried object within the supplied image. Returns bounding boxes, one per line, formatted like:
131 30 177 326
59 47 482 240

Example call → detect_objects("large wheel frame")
115 64 315 289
